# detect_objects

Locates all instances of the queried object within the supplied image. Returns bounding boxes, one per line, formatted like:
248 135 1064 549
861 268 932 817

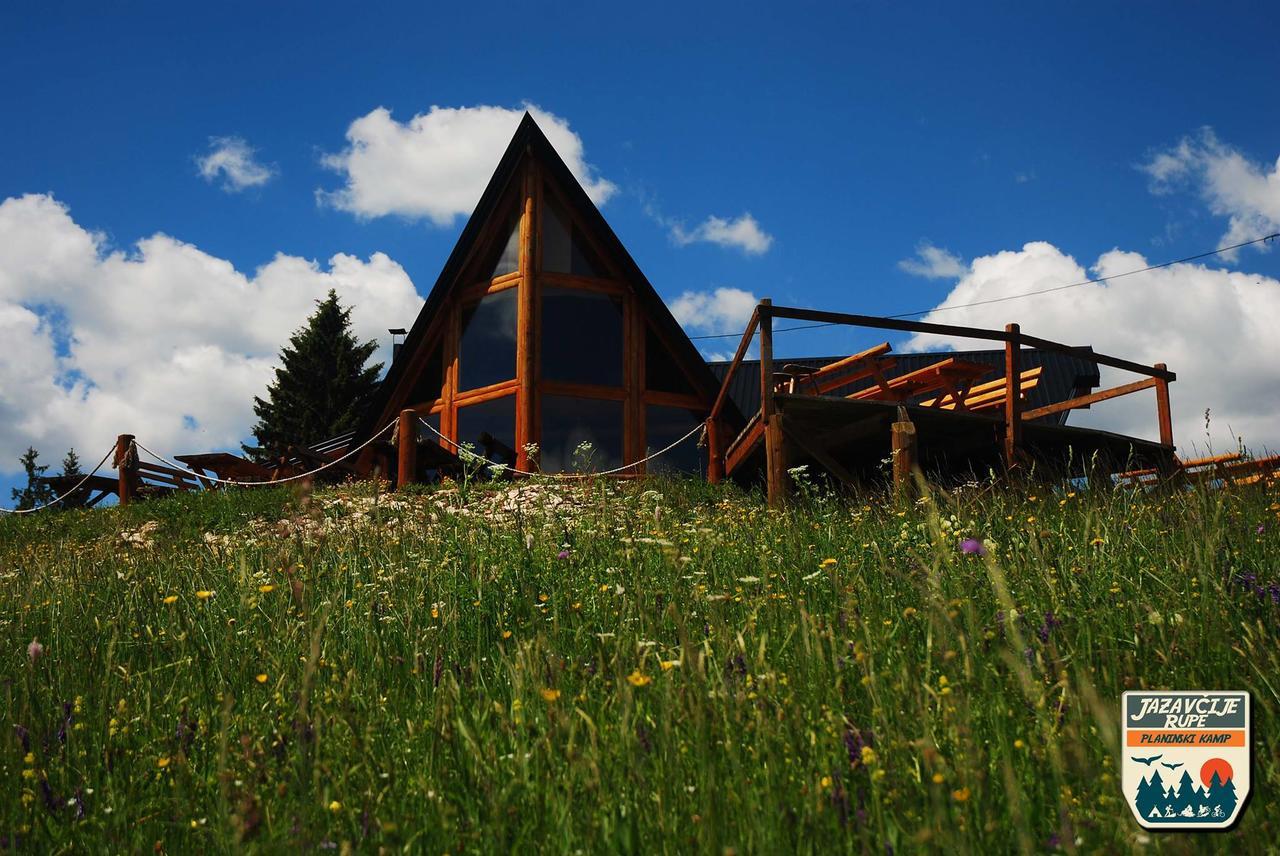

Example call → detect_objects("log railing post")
1003 323 1022 472
759 299 787 507
891 405 918 501
706 419 724 484
397 410 418 489
1153 362 1173 447
115 433 137 505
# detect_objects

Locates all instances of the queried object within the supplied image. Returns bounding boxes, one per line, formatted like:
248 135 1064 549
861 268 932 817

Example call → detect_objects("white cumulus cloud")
905 241 1280 455
669 286 760 336
670 213 773 255
1141 128 1280 256
898 241 967 279
0 194 423 478
319 104 616 225
197 136 276 192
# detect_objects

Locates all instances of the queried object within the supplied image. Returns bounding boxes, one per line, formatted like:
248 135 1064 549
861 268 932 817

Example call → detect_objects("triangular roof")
352 112 734 443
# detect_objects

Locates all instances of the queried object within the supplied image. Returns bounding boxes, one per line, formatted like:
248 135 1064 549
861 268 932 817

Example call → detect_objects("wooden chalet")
347 113 726 479
89 113 1220 507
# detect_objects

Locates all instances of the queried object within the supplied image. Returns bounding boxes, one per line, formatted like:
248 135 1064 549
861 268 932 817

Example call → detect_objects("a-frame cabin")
351 114 732 478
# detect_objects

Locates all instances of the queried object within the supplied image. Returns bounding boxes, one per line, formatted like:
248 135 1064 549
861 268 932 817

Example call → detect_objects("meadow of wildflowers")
1 476 1277 853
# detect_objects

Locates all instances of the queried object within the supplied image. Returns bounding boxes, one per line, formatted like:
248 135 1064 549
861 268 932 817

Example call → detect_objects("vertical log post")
515 164 537 473
1153 363 1173 447
1003 323 1022 473
707 419 724 484
759 299 787 507
115 433 137 505
892 405 918 501
397 409 418 489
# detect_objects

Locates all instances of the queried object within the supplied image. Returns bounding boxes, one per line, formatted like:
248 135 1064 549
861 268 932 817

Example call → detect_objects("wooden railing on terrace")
706 300 1178 504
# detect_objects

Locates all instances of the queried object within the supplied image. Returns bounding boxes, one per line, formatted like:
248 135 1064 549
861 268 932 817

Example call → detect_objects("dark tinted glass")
540 395 623 472
645 325 696 394
407 344 443 406
646 406 705 475
542 191 606 277
455 395 516 467
541 288 623 387
488 216 521 279
458 289 517 390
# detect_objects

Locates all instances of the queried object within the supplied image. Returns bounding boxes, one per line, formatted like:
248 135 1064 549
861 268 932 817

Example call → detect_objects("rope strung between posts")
0 445 116 515
131 417 401 487
415 416 706 479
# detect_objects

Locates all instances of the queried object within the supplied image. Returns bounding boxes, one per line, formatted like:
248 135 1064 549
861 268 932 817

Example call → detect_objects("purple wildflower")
1037 611 1062 643
960 538 987 556
27 638 44 665
556 549 571 560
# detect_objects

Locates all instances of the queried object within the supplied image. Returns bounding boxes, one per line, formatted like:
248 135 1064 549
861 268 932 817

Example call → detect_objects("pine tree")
59 448 90 509
11 447 55 510
244 290 383 462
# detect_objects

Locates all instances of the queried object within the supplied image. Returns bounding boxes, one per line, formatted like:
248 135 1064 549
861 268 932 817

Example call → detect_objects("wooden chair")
918 366 1044 412
848 357 991 405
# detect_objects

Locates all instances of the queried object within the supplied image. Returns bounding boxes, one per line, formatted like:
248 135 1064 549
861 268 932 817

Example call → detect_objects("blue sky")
3 1 1280 505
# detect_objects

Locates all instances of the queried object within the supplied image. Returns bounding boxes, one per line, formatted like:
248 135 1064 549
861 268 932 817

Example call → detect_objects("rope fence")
4 413 707 514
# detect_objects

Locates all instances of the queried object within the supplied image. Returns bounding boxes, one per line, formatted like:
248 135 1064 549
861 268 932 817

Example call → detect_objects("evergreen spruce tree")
60 447 89 509
244 290 383 462
11 447 55 510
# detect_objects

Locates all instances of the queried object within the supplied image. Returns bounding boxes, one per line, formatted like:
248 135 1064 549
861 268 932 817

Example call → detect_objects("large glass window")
458 289 517 390
407 343 443 406
646 406 704 475
645 326 696 395
541 288 623 387
488 216 521 280
542 191 607 277
540 395 623 472
455 395 516 467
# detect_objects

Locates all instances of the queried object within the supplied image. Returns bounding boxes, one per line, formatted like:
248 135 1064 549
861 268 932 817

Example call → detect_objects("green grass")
2 476 1278 853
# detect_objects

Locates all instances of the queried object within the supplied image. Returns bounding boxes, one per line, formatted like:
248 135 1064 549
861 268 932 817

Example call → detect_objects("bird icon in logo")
1130 755 1163 767
1161 761 1183 770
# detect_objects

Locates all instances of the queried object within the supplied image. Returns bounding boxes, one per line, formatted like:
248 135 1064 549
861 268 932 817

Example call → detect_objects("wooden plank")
537 272 628 295
1022 376 1159 421
453 378 519 406
707 418 723 484
708 309 759 422
516 162 536 471
724 417 764 476
765 413 787 507
918 366 1044 408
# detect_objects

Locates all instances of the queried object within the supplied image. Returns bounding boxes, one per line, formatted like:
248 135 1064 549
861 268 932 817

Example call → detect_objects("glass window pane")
646 326 696 395
541 288 623 387
407 343 443 406
488 216 521 280
542 191 606 277
540 395 623 473
458 289 517 390
646 406 704 475
455 395 516 468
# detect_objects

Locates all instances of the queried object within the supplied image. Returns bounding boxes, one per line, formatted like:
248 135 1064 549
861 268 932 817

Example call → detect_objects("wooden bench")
848 358 991 405
918 366 1044 412
175 452 279 483
776 343 897 397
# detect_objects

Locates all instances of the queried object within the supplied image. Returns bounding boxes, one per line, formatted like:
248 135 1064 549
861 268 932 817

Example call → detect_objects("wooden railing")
705 301 1177 504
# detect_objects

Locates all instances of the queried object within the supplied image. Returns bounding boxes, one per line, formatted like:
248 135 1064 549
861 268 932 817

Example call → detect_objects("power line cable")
687 232 1279 341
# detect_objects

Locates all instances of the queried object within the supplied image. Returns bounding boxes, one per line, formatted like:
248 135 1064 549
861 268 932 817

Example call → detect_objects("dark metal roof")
707 348 1100 426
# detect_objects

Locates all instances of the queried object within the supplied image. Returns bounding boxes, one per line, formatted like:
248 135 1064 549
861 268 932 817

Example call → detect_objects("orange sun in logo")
1200 757 1233 788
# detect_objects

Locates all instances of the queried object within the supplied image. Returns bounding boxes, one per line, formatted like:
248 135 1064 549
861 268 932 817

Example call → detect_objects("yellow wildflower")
819 776 832 789
627 670 652 687
195 590 213 600
952 787 971 802
932 773 945 784
820 558 837 568
659 660 680 671
501 630 512 639
861 746 877 766
328 800 341 812
540 688 561 702
162 595 178 605
259 584 275 593
255 674 268 684
157 757 170 769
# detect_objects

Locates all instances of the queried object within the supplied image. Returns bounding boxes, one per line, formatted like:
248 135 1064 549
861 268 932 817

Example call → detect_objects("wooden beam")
516 163 536 472
765 304 1176 382
707 418 724 484
1022 376 1159 421
397 409 418 489
724 417 764 476
1004 323 1021 471
783 420 856 486
765 413 787 507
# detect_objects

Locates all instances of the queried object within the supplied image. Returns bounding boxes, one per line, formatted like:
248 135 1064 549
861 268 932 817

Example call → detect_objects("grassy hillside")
2 476 1277 853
